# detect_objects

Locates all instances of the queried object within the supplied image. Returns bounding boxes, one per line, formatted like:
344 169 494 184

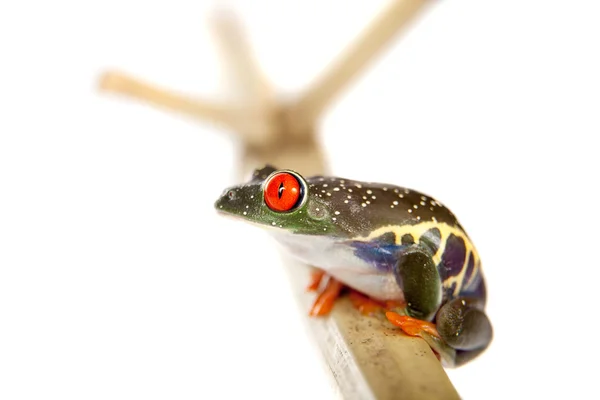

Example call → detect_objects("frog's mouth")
215 208 284 232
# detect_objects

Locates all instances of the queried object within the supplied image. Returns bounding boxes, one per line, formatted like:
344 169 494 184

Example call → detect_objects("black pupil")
278 182 284 199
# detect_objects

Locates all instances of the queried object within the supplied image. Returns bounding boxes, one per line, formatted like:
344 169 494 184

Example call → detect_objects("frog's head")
214 165 345 236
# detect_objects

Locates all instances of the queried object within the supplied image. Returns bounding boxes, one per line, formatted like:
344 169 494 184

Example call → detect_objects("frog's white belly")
271 231 403 301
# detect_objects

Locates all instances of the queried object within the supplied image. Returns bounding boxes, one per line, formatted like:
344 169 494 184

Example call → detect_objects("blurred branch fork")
99 1 460 399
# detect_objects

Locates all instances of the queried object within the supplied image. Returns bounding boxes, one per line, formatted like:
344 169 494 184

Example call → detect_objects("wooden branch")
284 258 460 400
209 9 274 106
98 71 275 145
286 0 429 135
98 71 236 126
98 3 461 399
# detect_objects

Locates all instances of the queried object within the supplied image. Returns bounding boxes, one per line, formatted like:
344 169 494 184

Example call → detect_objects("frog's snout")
214 187 239 214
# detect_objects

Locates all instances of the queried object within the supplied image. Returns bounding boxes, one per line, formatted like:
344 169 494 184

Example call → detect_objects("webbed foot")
385 311 440 338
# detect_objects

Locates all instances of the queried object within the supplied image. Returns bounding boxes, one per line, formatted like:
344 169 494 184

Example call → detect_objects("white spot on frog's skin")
355 184 362 188
250 195 254 199
323 184 328 187
361 203 367 207
246 205 249 208
432 216 437 222
366 201 371 204
413 204 419 209
362 196 367 200
219 205 223 209
416 216 421 221
390 205 394 208
319 178 325 181
243 211 247 215
430 200 436 206
383 187 388 191
399 194 404 198
334 211 340 215
340 180 345 184
323 228 327 231
366 189 372 194
348 189 353 193
421 196 427 201
347 195 352 199
332 217 337 221
321 190 326 193
393 200 398 205
344 200 349 204
272 222 277 226
316 208 320 211
371 195 376 199
404 189 410 194
333 187 340 191
420 201 426 206
393 189 399 194
408 209 413 213
326 193 331 196
430 207 434 211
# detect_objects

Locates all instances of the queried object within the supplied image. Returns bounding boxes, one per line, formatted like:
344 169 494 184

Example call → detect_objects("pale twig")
286 0 429 135
99 71 238 128
209 8 274 107
99 71 274 145
99 2 462 398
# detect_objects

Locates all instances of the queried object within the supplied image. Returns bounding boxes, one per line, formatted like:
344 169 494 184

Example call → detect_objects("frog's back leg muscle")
436 297 493 367
391 245 492 367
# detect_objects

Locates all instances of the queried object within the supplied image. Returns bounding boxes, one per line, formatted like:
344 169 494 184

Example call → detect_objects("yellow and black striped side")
354 222 483 299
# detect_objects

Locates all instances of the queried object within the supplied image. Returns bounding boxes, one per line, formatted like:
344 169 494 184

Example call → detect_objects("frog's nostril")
227 190 236 200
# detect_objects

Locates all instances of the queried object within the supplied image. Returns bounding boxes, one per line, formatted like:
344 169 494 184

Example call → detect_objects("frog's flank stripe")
464 252 476 288
353 222 480 297
441 234 466 277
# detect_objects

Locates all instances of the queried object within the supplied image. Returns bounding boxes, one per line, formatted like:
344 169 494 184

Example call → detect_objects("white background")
1 0 600 399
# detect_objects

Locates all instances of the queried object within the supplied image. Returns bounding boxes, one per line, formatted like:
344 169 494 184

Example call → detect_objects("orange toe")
309 277 343 316
385 311 440 338
306 269 325 292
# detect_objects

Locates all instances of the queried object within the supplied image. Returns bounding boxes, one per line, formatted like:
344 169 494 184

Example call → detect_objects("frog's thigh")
436 297 493 356
394 247 441 321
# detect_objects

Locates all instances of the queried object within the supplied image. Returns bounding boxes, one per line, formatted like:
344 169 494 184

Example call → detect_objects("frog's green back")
304 174 464 237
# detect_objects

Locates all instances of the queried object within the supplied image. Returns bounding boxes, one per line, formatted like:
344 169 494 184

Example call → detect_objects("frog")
214 165 492 367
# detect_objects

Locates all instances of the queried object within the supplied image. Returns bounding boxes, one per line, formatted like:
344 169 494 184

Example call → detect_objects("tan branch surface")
98 1 460 399
286 0 430 136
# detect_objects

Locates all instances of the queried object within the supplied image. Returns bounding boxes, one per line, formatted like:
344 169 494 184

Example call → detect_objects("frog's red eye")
264 172 302 212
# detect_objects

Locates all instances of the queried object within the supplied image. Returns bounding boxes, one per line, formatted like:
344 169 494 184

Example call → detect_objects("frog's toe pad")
385 312 440 338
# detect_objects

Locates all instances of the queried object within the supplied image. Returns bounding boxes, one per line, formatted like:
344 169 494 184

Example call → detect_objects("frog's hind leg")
436 297 493 367
386 247 460 363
